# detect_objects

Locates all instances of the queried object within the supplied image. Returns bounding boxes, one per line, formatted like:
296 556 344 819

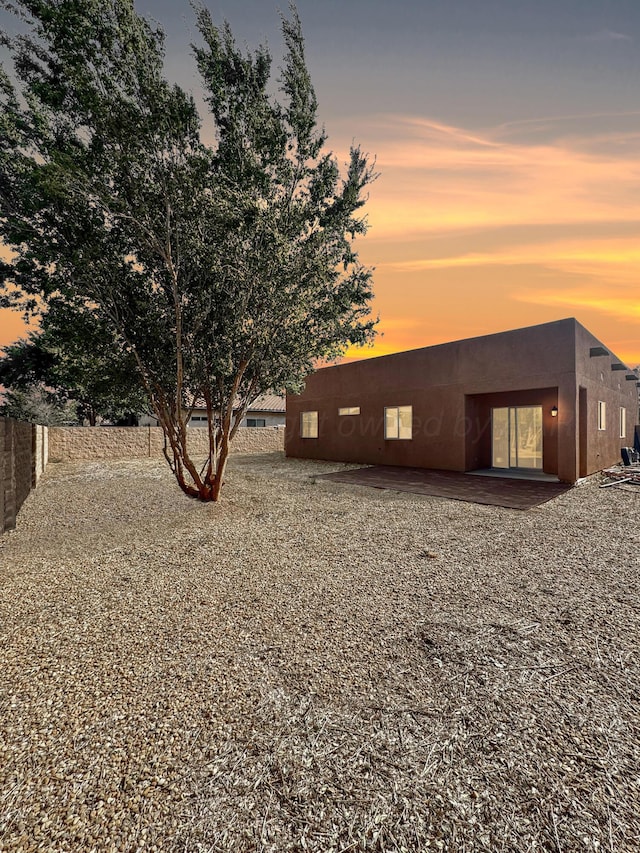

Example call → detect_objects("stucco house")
286 318 639 484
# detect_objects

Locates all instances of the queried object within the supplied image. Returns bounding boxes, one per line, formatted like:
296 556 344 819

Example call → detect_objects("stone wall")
1 419 49 534
48 425 285 462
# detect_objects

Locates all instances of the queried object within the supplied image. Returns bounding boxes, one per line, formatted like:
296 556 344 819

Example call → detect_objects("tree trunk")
153 381 247 502
210 440 228 502
157 416 227 503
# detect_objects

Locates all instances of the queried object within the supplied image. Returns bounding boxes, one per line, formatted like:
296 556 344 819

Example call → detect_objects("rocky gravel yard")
1 453 639 852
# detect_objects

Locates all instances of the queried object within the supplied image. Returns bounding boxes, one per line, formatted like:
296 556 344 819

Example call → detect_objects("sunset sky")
1 0 639 365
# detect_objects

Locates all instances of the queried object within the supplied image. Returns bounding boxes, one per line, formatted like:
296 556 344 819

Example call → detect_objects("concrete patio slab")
316 465 572 510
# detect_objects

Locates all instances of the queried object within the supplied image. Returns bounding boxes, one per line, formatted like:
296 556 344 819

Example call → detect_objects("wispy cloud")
380 239 640 279
579 29 632 43
331 111 640 364
333 113 640 240
496 110 640 131
514 285 640 323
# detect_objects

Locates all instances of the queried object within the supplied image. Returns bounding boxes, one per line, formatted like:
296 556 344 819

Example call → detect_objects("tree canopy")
0 309 147 424
0 0 377 500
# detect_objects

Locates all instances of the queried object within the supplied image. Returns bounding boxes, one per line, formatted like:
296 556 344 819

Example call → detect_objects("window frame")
300 410 319 439
619 407 626 439
384 405 412 440
247 417 266 428
338 407 360 416
597 400 606 431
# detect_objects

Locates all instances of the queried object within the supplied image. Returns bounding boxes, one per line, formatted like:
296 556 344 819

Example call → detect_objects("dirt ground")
1 453 639 852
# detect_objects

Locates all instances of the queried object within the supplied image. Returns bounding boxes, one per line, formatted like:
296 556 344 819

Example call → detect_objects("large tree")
0 0 377 501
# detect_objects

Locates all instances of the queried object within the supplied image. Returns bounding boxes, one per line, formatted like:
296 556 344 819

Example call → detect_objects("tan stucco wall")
48 426 284 462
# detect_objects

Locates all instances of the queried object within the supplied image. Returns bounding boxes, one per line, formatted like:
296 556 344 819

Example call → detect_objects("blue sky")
141 0 640 125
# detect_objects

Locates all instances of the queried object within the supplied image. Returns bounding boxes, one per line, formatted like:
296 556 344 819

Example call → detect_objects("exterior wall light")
551 406 558 417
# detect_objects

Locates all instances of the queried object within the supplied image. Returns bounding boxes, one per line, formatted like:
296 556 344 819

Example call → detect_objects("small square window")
385 405 412 440
301 411 318 438
597 401 606 431
338 407 360 416
620 407 626 439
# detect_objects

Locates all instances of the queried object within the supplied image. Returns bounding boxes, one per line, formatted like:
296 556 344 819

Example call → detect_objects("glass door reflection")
492 406 543 470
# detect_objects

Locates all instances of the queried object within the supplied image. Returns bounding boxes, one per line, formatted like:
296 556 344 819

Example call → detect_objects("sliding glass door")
492 406 543 470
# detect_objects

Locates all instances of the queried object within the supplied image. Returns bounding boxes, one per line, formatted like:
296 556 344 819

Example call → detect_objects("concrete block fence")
1 419 48 534
48 425 285 462
1 423 282 532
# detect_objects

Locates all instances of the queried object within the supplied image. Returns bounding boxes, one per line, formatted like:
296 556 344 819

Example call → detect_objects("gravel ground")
0 453 639 853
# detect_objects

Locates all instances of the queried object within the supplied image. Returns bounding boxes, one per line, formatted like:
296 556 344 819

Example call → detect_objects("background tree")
0 384 78 425
0 0 377 501
0 306 148 424
0 330 73 423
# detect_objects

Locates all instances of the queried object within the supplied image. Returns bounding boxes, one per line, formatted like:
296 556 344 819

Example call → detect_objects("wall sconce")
551 406 558 417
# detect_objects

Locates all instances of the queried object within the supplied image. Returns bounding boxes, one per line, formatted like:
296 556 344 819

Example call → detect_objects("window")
385 405 412 440
338 407 360 416
189 415 208 425
301 411 318 438
620 407 626 439
597 401 606 431
247 418 266 428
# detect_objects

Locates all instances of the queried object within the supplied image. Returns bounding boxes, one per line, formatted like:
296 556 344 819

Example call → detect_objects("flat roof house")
286 318 639 484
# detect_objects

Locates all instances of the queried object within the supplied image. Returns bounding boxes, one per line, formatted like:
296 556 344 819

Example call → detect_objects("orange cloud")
335 114 640 240
330 111 640 365
514 285 640 321
379 238 640 280
2 111 640 368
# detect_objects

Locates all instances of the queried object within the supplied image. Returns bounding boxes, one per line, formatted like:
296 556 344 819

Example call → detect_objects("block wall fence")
1 419 48 534
48 425 285 462
1 423 283 533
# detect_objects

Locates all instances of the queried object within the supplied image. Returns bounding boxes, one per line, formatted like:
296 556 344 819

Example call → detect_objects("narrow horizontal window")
301 410 318 439
385 405 412 440
597 401 606 431
338 407 360 416
620 407 626 439
247 418 266 428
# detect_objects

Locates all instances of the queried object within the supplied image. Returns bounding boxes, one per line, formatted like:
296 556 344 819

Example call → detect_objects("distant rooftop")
190 393 286 413
248 394 286 413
